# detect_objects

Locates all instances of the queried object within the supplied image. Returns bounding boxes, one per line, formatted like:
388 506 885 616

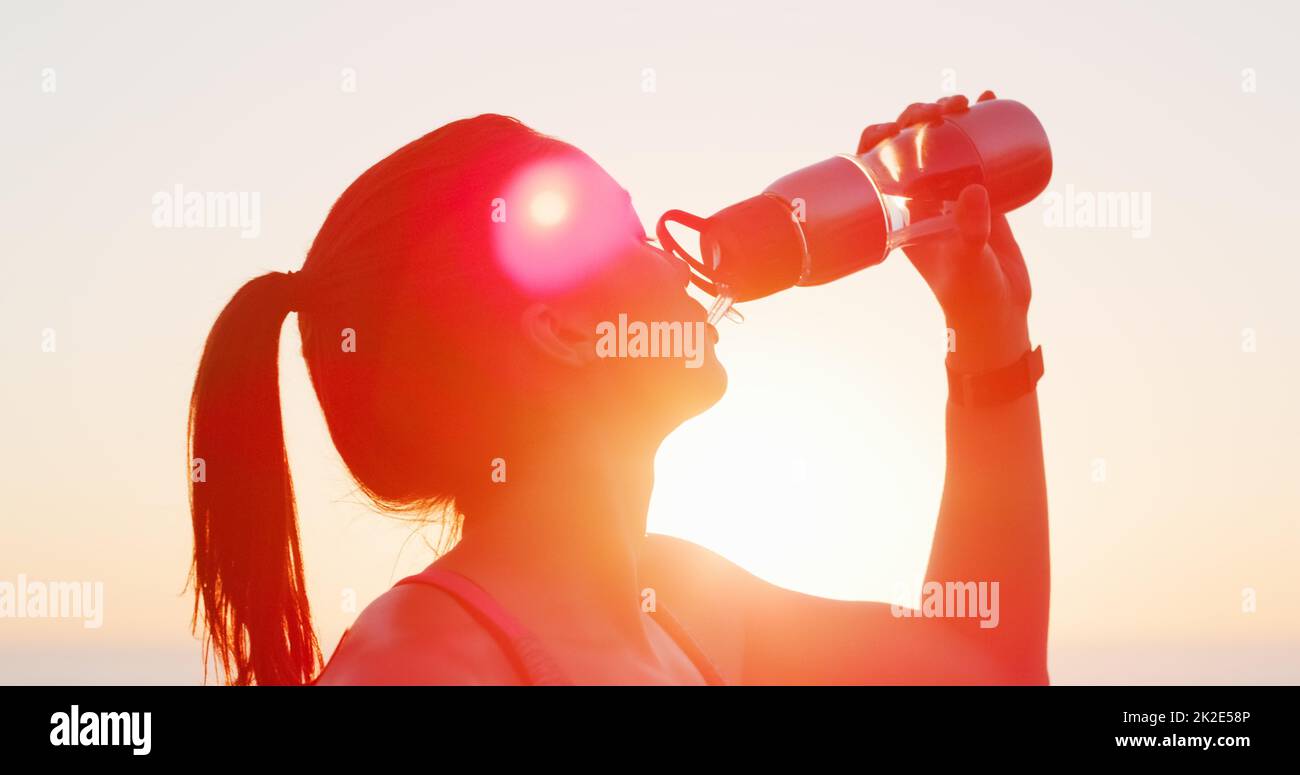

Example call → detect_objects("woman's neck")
440 428 661 653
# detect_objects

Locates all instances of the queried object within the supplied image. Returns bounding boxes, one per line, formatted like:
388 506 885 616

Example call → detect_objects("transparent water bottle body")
856 118 986 252
857 118 985 202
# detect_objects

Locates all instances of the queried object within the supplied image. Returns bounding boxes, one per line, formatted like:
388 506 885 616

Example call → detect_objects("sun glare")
529 189 569 227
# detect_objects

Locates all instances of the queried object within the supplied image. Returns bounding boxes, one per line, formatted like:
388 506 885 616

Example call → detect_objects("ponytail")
187 271 320 685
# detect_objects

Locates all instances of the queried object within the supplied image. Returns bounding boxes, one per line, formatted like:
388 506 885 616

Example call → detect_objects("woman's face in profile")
495 152 727 427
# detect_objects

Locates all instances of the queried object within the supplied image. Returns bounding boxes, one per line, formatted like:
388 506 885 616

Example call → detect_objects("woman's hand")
858 91 1032 374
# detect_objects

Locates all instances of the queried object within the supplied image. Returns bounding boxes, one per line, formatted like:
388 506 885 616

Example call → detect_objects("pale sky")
1 0 1297 684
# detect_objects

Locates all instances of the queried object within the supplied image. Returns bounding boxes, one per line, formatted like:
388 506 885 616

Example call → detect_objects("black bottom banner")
0 685 1289 762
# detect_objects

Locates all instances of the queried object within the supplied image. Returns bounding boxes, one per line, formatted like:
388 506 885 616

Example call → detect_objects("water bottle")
655 98 1052 322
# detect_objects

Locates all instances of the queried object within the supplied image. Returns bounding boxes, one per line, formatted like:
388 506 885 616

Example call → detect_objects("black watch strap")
947 345 1043 407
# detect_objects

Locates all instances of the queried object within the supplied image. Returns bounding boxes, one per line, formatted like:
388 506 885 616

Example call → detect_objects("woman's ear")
520 302 597 368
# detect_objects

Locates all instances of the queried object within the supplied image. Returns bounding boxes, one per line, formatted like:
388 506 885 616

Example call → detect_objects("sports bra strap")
396 565 727 686
646 601 728 686
395 566 571 685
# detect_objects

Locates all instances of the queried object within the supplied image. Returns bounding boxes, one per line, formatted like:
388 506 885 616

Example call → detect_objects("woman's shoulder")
314 581 521 685
638 533 750 682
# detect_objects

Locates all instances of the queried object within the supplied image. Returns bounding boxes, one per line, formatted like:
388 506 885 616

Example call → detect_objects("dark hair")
187 115 575 685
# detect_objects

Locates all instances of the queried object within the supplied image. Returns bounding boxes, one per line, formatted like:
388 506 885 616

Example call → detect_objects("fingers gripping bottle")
655 98 1053 323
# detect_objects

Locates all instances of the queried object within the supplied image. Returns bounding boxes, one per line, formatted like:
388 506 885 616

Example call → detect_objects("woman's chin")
685 355 728 417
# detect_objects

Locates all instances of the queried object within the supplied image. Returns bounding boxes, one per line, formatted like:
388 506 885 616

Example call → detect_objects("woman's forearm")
924 369 1051 682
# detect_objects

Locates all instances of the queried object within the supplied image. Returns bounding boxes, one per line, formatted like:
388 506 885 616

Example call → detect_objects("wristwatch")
947 346 1044 408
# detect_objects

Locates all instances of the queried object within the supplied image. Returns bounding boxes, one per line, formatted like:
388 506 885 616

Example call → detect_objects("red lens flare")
492 156 640 294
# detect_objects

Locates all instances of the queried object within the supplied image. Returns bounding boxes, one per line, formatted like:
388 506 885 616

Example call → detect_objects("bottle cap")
699 193 806 302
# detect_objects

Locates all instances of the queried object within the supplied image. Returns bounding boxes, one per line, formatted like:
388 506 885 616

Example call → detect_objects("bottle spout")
706 292 740 325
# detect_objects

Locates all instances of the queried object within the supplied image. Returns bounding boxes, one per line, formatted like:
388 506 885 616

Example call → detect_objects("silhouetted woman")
187 92 1050 685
